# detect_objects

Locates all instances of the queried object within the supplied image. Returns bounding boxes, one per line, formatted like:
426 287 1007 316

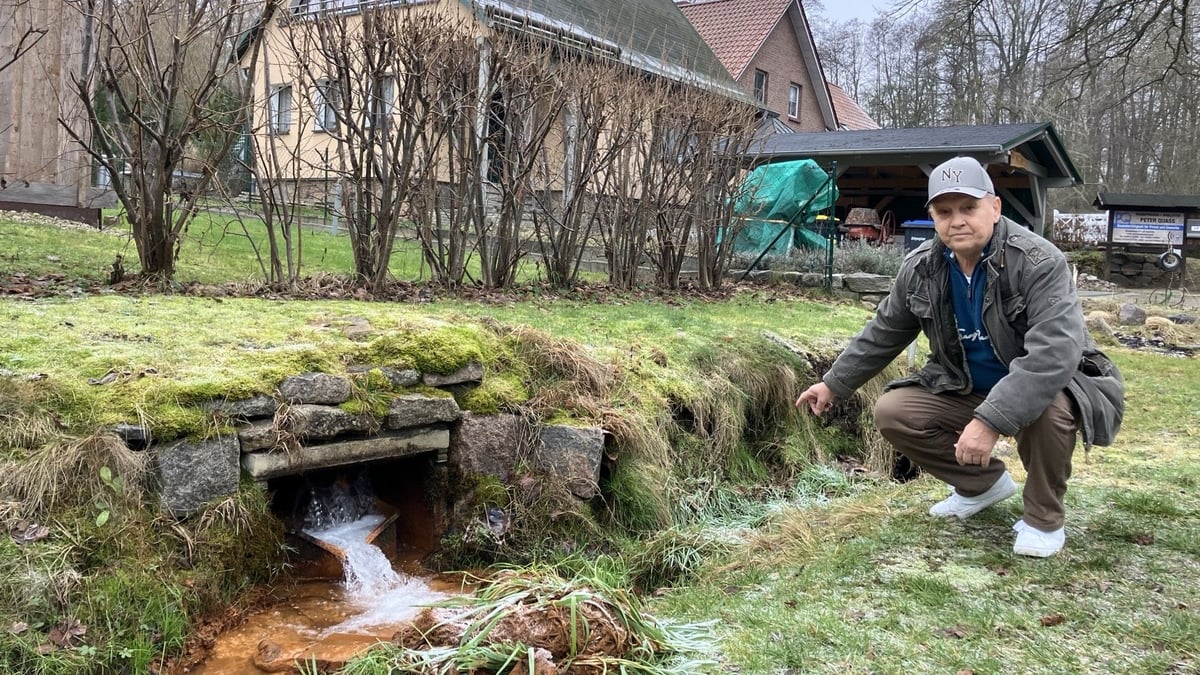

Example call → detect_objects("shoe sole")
1013 543 1062 557
932 477 1017 520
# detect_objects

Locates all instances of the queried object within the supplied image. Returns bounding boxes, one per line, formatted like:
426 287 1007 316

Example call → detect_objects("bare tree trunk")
529 60 635 288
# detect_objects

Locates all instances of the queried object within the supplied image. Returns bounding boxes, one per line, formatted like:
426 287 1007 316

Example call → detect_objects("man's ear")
989 194 1002 220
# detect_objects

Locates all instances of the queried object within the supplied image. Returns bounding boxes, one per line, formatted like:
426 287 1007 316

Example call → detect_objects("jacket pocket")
1001 293 1029 334
909 292 935 319
1066 349 1125 447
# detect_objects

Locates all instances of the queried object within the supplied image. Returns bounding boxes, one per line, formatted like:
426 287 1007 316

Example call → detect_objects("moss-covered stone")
458 372 529 414
356 327 486 375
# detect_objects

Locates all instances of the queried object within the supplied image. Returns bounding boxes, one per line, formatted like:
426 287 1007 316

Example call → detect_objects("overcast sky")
809 0 887 24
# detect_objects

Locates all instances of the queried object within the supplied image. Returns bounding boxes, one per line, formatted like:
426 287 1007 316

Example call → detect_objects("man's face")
928 193 1001 258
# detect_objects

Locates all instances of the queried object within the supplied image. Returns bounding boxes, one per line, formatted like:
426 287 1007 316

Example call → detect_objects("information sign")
1111 211 1185 245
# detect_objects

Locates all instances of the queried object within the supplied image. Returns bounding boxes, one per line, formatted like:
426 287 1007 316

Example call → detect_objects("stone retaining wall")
732 269 894 308
1106 251 1186 288
136 365 605 517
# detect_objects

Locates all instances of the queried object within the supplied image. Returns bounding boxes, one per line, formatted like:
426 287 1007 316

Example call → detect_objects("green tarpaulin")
730 159 839 254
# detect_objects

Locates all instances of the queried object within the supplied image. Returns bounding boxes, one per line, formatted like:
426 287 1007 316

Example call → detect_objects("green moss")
459 372 529 414
473 475 511 508
341 368 396 418
184 483 286 605
357 327 485 375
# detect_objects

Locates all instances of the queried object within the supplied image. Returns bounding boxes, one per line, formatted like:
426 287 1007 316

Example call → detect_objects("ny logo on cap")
941 169 963 183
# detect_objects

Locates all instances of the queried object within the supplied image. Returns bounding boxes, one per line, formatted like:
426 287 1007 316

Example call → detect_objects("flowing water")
185 513 452 674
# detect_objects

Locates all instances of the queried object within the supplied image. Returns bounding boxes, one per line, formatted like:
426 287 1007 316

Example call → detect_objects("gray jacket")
823 216 1123 445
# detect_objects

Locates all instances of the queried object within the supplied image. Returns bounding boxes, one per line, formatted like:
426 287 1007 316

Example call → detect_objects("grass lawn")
1 213 1198 674
648 354 1200 673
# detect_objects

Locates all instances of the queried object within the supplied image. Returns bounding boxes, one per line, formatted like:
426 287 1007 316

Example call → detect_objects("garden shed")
746 122 1083 236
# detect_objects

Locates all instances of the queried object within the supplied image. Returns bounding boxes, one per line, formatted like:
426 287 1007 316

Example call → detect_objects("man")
796 156 1122 558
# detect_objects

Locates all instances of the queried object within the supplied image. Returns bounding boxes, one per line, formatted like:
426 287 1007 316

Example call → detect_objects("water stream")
185 512 452 674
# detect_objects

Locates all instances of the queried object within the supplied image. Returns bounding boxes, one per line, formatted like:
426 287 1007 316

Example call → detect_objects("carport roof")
749 122 1082 185
1094 193 1200 210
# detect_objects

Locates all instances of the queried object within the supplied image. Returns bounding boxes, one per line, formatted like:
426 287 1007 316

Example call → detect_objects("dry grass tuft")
196 494 259 537
732 497 893 570
1144 315 1182 341
0 379 65 450
854 374 897 474
5 432 149 516
490 321 616 397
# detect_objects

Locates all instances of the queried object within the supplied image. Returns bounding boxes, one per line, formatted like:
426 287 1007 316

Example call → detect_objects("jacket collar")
924 216 1011 277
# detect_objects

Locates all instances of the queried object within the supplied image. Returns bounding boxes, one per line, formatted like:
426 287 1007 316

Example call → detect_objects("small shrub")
733 239 905 277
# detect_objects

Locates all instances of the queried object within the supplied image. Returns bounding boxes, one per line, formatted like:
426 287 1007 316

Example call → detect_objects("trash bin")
901 219 936 252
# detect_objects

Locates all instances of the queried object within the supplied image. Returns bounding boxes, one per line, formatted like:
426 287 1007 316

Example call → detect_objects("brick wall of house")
737 17 828 132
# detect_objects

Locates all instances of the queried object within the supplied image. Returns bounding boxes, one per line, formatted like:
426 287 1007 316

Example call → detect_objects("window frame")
753 69 768 104
268 84 293 134
788 82 801 119
367 74 395 128
313 79 338 132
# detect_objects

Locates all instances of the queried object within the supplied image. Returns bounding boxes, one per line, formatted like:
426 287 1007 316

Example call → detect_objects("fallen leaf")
87 370 119 385
1133 533 1155 546
1040 614 1066 627
8 622 28 635
941 625 968 639
12 522 50 544
48 617 87 648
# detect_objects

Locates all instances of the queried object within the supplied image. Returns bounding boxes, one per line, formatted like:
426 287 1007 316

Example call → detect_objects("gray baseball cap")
926 156 994 207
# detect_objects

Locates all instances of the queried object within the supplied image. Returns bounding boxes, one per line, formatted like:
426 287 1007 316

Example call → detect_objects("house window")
753 69 768 104
486 90 507 183
313 80 338 132
368 75 395 128
268 85 292 134
788 83 801 118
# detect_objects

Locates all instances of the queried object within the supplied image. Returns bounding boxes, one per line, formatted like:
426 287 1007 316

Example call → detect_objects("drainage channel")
184 460 459 673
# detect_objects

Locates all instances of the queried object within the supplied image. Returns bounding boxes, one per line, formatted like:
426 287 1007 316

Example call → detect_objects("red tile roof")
827 81 879 130
676 0 793 79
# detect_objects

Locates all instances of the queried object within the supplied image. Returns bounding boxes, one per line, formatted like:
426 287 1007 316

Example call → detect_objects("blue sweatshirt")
946 248 1007 393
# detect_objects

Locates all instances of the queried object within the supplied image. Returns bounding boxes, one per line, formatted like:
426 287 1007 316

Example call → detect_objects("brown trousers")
874 387 1078 530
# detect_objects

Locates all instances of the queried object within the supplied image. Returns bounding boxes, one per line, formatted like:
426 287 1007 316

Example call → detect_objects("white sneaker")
928 472 1017 519
1012 519 1066 557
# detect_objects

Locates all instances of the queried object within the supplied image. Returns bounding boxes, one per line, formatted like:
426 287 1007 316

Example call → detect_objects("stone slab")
238 420 279 452
532 425 605 499
450 413 522 481
287 404 375 440
278 373 352 405
386 393 461 429
241 428 449 480
423 362 484 387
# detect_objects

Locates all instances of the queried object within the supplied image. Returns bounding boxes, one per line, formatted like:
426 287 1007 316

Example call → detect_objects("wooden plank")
0 0 91 193
0 200 101 227
0 181 82 205
1008 148 1049 178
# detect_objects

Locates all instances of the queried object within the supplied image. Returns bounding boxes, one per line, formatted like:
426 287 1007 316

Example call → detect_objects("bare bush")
63 0 267 282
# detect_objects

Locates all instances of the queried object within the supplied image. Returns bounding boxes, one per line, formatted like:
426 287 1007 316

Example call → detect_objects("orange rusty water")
186 571 468 674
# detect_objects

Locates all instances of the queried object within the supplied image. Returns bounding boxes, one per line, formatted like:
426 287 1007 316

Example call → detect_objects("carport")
746 122 1083 236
